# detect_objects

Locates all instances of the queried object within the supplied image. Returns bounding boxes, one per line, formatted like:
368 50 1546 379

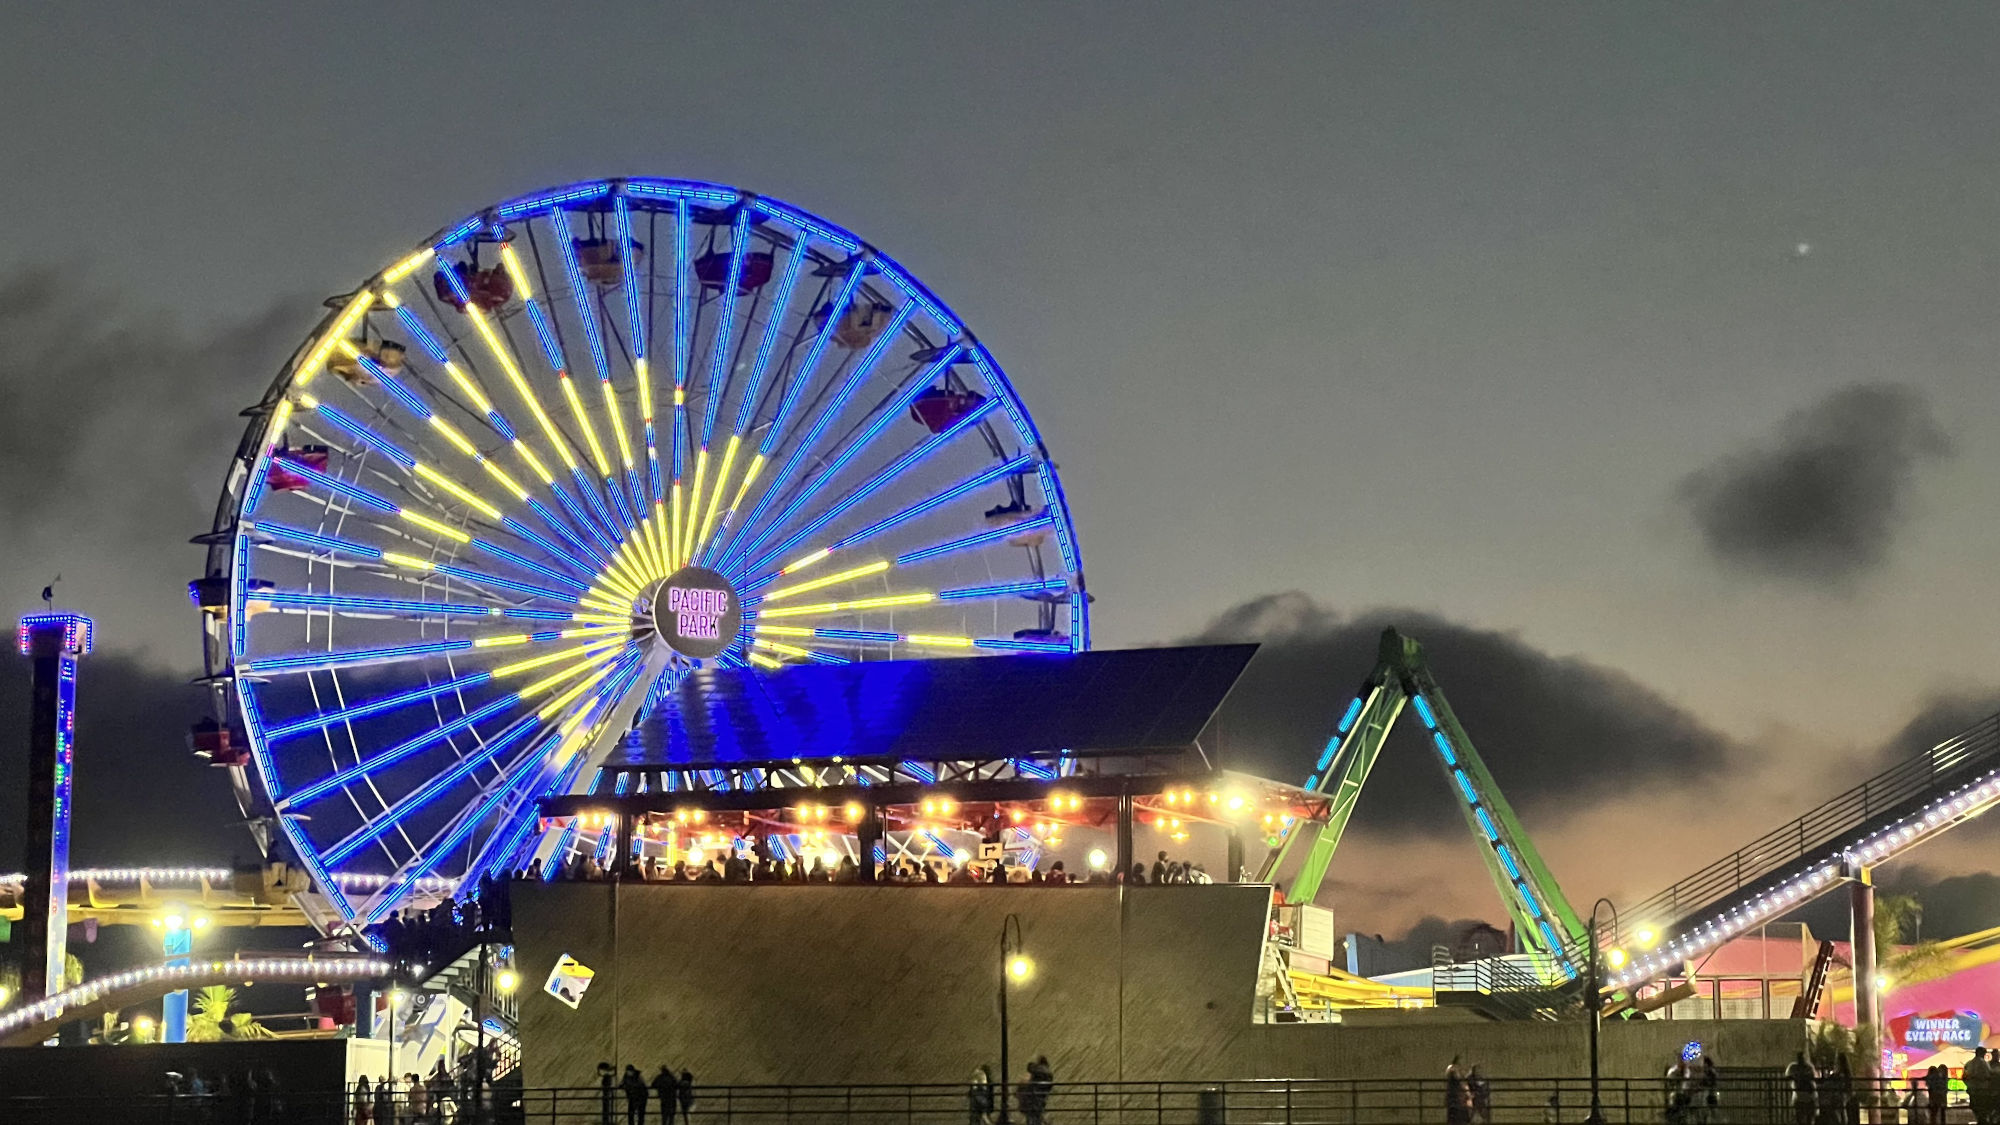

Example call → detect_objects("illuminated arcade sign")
653 566 741 660
1892 1010 1983 1050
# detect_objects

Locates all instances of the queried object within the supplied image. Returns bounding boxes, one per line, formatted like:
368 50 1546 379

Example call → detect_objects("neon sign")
1893 1011 1983 1049
653 566 741 660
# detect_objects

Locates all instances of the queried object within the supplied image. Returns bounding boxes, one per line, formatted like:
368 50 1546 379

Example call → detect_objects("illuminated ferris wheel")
193 179 1088 933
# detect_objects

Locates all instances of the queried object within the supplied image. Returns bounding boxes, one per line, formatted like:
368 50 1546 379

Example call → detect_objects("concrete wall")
514 882 1806 1088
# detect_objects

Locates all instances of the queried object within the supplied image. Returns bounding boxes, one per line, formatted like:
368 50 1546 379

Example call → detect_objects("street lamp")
1586 897 1621 1125
999 914 1032 1125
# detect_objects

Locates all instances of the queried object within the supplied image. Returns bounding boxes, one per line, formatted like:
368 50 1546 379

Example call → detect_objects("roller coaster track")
0 954 392 1047
1602 712 2000 990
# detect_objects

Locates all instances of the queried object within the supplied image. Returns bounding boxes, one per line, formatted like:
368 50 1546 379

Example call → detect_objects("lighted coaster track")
190 179 1089 935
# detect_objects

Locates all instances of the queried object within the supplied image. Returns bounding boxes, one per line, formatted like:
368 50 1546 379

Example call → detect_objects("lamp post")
387 988 405 1093
472 937 489 1125
999 913 1031 1125
1586 897 1621 1125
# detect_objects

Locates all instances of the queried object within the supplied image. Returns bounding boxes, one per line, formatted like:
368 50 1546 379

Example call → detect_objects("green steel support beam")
1403 654 1586 968
1259 632 1409 900
1255 627 1586 977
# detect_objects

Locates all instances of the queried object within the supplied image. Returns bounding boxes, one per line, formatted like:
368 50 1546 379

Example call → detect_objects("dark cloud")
0 266 305 659
0 650 251 870
1188 592 1735 834
1874 870 2000 941
1675 384 1951 585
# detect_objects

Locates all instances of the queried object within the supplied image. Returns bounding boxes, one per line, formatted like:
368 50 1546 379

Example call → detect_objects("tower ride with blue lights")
193 179 1089 935
16 613 91 1000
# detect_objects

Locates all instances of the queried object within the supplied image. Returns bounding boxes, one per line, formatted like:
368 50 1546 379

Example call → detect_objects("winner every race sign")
654 566 742 660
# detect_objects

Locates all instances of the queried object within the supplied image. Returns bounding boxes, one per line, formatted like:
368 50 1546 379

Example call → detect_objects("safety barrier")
0 1074 1934 1125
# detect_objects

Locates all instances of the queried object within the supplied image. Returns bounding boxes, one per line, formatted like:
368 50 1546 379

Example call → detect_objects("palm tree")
187 985 274 1041
1875 894 1924 950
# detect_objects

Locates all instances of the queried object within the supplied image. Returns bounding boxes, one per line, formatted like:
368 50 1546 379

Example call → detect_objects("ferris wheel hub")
636 567 742 661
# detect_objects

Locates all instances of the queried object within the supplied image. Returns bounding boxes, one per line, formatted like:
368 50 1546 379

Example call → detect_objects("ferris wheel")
193 178 1089 933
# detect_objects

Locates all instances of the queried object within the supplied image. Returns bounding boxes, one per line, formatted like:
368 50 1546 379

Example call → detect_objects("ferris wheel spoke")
895 512 1059 567
263 671 495 743
241 625 623 680
719 342 963 571
276 639 631 813
424 286 626 559
717 301 916 572
688 234 813 563
264 451 603 602
682 210 757 561
290 414 509 542
355 738 558 925
698 209 754 450
496 226 644 552
708 260 873 565
734 387 998 580
320 707 553 867
279 694 524 811
356 647 648 924
551 203 670 578
319 317 606 581
728 452 1035 589
749 637 849 665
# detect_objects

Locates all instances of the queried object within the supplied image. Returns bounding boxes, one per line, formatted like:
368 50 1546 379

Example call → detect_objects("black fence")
0 1075 1952 1125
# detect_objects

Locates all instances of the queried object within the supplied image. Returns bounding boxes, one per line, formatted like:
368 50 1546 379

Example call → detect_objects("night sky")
6 5 2000 943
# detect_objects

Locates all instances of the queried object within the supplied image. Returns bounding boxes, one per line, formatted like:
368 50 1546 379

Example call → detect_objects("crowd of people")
371 875 512 968
1784 1052 1967 1125
544 843 1213 887
1443 1058 1494 1125
966 1057 1056 1125
158 1068 287 1125
599 1062 694 1125
351 1049 505 1125
1663 1055 1722 1125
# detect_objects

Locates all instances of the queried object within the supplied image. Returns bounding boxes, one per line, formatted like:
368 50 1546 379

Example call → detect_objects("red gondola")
694 250 776 295
190 717 250 767
909 388 987 433
433 261 514 312
267 444 330 492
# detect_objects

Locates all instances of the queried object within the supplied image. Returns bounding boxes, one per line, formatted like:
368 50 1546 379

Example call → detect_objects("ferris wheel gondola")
193 179 1088 933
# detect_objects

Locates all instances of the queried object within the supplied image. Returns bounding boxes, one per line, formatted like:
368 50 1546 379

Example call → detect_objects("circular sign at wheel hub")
652 565 742 660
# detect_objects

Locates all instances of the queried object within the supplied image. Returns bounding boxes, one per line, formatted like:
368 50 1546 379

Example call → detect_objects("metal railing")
0 1075 1941 1125
1612 712 2000 936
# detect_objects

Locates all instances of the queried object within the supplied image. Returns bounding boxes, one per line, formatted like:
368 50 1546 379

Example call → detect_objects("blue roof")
618 645 1257 768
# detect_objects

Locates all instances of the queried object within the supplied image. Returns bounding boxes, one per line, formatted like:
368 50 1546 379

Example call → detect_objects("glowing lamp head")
497 970 520 993
843 802 864 822
1007 955 1032 982
1635 927 1658 949
1087 849 1109 871
193 916 211 930
1605 947 1628 970
1875 974 1891 991
162 913 186 932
